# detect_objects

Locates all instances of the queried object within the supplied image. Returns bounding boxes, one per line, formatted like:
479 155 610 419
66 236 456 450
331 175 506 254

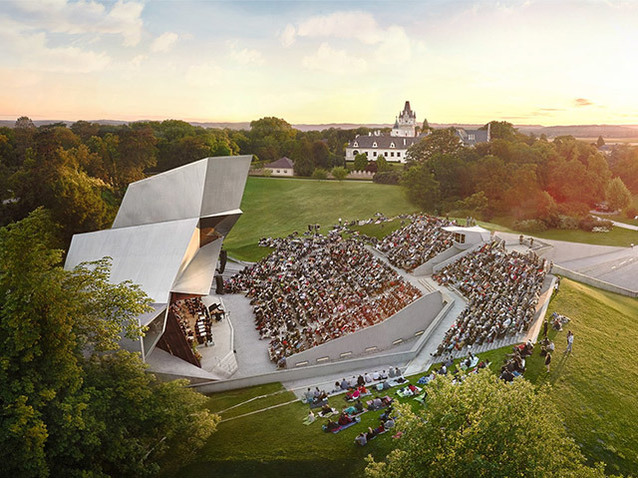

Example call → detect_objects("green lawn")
466 216 638 248
224 177 416 261
523 278 638 476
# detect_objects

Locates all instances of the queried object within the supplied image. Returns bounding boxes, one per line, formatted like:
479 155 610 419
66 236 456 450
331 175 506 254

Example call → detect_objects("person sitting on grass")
303 411 315 425
354 398 364 413
383 417 396 429
380 406 394 422
319 404 334 417
355 432 367 446
345 387 360 400
325 419 340 432
365 426 378 441
369 397 383 410
338 411 353 426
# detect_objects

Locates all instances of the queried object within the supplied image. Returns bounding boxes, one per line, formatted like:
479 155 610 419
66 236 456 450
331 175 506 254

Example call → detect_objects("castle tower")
391 101 417 137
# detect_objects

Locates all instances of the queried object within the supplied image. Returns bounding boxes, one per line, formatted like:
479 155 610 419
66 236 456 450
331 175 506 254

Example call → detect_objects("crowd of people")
169 297 215 346
432 240 548 355
378 215 454 272
225 231 422 362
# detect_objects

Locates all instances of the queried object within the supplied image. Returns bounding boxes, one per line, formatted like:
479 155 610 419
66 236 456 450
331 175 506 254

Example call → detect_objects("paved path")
609 220 638 231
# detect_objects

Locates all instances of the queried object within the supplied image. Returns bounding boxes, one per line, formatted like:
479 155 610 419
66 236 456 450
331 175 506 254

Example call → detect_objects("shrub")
557 215 579 230
625 207 638 220
513 219 548 232
331 166 349 181
311 168 328 180
579 215 613 232
373 171 400 185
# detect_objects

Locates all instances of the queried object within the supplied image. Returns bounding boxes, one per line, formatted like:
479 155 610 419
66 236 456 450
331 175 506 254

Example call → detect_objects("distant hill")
2 118 638 139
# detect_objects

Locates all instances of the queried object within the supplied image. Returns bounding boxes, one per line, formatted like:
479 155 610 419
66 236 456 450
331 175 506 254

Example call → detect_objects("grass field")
524 278 638 476
168 278 638 478
223 177 416 261
473 216 638 248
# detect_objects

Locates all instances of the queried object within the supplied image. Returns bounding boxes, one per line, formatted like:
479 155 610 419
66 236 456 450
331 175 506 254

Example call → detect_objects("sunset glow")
1 0 637 125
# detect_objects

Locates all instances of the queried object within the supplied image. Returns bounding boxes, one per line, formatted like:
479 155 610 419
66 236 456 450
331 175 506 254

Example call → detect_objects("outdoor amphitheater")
65 156 638 399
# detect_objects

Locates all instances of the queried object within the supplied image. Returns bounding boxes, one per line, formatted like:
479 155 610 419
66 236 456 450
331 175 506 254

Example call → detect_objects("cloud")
283 11 392 45
0 21 110 73
280 24 296 47
281 11 414 64
227 41 264 65
7 0 145 46
574 98 594 107
302 43 367 75
185 62 225 88
151 32 179 52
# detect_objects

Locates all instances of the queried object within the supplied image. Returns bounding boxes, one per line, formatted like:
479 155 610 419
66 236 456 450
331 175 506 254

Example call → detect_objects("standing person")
565 331 574 356
545 351 552 373
543 319 549 338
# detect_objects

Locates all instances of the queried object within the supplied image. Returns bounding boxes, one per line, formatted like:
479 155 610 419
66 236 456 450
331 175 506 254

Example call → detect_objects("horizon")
2 1 638 126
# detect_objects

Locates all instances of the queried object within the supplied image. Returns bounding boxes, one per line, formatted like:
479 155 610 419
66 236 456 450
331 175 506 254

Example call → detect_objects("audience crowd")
432 240 548 355
225 231 422 362
378 215 454 272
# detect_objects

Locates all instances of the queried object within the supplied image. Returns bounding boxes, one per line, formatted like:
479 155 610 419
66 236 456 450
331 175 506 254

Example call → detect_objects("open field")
224 178 636 264
168 278 638 478
223 177 416 261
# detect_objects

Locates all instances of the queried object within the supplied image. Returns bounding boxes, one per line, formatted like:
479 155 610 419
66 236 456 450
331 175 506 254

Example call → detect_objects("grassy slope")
223 177 417 262
524 279 638 476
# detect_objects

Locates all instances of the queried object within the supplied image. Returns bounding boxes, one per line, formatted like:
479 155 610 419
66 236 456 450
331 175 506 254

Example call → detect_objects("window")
397 152 401 157
469 134 475 141
390 142 395 148
276 170 280 173
353 150 359 156
384 152 388 157
353 142 359 147
373 142 377 147
390 152 394 157
373 152 377 156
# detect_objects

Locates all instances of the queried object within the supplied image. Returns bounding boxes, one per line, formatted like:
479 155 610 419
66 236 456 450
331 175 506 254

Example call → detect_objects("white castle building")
345 101 421 164
345 101 491 164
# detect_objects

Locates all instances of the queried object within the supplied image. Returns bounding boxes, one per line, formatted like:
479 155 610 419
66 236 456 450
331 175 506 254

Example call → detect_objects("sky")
1 0 638 126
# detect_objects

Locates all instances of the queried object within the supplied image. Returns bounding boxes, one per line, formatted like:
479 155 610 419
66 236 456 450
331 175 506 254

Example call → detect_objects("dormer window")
372 142 377 147
469 134 475 141
390 142 395 148
353 142 359 147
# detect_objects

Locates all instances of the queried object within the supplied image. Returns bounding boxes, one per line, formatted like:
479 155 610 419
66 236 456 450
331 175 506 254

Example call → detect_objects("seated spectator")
355 432 367 446
325 419 340 432
338 412 353 426
354 399 364 413
384 418 396 429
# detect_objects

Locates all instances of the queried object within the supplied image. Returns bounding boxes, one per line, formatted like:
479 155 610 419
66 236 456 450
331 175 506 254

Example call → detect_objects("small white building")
264 156 294 176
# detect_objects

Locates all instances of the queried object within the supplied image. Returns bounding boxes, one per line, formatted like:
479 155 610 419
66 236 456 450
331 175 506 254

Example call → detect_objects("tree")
605 177 632 211
401 163 440 213
116 125 158 187
0 210 218 477
406 128 463 164
331 166 348 181
353 153 368 171
376 155 391 172
366 372 615 478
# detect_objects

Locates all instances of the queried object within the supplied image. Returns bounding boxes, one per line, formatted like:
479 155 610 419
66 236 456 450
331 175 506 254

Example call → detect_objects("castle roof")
265 156 294 169
349 134 421 150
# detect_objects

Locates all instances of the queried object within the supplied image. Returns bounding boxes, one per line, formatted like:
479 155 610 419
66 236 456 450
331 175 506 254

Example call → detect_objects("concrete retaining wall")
413 246 462 276
552 265 637 298
190 296 454 393
285 291 443 367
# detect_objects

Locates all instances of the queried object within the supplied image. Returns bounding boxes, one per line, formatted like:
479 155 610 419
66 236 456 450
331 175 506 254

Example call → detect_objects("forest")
1 116 636 245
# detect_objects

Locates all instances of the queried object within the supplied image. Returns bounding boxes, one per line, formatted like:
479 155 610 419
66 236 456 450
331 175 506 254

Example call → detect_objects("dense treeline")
400 122 636 231
0 209 218 477
0 116 364 243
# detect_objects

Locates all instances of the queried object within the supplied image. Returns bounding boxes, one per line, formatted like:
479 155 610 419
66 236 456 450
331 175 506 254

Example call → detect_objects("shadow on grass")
174 459 365 478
